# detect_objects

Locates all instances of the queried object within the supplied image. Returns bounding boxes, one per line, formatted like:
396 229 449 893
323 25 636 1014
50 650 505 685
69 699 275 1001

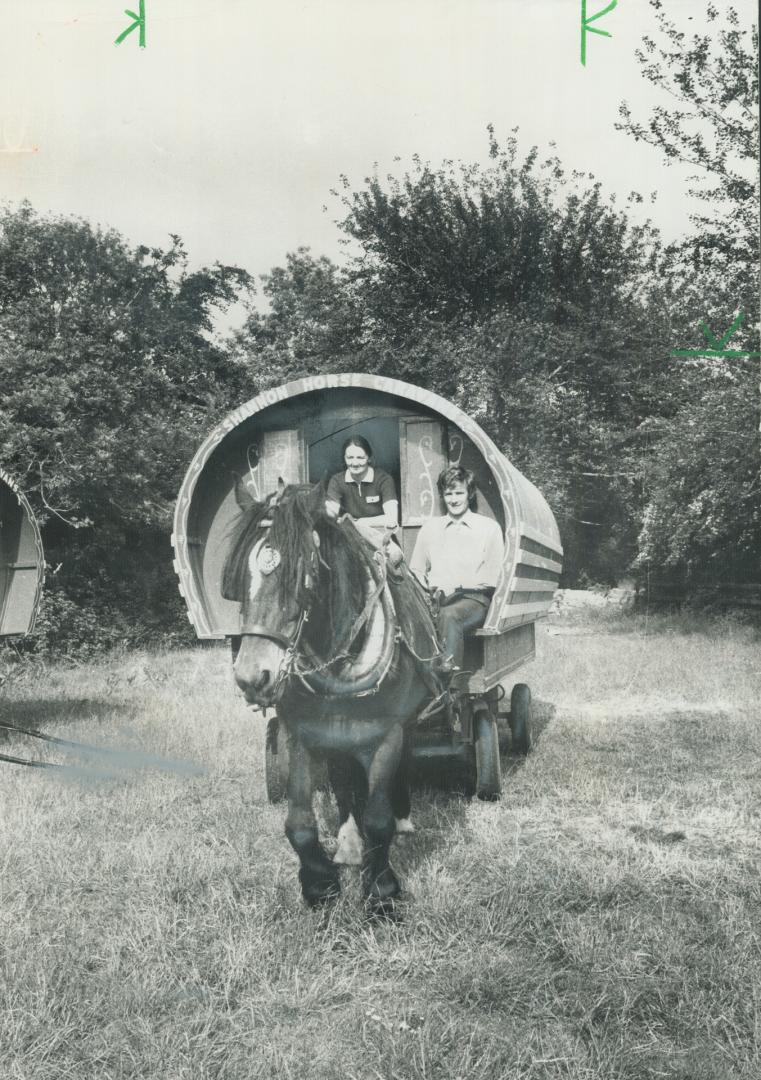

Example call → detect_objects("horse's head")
222 480 324 705
223 479 397 707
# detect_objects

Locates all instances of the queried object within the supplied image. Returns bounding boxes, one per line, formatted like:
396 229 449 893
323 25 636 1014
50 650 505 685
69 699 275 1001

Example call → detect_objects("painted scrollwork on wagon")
416 434 437 519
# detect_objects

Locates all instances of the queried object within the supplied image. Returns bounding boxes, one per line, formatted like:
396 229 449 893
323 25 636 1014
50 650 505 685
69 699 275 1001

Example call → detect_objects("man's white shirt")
410 510 504 595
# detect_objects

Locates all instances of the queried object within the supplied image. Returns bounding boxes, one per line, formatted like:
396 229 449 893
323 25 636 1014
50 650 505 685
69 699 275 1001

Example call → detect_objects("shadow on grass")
500 696 555 780
0 699 206 778
0 697 129 733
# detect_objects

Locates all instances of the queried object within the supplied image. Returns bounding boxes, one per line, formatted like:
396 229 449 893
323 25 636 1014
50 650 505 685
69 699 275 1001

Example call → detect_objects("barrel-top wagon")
173 374 562 799
0 469 45 639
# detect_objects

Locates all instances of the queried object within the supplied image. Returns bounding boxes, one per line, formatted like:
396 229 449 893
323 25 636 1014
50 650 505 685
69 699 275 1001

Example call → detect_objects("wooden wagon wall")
0 471 45 638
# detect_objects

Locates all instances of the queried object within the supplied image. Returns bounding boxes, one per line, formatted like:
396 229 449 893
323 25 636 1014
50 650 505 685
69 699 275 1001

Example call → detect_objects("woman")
325 436 402 560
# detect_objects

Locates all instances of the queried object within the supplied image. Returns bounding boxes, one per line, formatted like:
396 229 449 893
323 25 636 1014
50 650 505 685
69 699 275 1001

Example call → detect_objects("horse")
222 480 444 913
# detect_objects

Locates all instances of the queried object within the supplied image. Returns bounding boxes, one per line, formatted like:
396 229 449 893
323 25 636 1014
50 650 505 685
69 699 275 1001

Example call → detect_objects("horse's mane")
222 485 371 651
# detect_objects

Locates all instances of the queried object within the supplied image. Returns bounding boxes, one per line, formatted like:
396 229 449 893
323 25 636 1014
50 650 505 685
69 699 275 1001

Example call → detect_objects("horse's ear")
306 476 328 516
233 473 262 513
267 478 286 510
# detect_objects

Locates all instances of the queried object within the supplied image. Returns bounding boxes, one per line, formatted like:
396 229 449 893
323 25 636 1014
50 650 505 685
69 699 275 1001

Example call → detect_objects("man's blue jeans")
437 595 490 668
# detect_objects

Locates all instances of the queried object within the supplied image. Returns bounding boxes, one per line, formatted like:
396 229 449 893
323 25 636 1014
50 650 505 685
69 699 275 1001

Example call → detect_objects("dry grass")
1 609 759 1079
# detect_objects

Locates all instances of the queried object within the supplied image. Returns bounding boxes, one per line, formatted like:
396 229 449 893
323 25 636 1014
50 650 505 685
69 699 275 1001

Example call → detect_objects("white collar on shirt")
444 509 476 527
344 466 375 484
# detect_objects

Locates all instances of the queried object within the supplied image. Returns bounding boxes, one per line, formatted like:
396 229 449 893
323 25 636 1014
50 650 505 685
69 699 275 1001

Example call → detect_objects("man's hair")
437 465 477 509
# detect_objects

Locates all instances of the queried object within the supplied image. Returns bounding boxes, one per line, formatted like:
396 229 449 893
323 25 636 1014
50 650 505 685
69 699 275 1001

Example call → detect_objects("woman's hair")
437 465 478 509
341 435 374 461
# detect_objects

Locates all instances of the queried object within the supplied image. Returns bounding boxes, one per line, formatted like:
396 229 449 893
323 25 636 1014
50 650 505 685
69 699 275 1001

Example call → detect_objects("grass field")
1 604 760 1079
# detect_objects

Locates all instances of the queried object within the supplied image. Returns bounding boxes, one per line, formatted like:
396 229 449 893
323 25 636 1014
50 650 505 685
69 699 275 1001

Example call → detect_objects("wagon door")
245 428 307 500
398 417 448 561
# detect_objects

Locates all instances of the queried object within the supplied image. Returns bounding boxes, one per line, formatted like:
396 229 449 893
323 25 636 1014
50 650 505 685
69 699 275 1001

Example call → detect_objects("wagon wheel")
473 702 502 801
509 683 532 756
265 715 289 803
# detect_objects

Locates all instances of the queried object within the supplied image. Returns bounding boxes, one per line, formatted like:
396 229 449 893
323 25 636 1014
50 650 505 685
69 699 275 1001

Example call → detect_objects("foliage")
0 203 254 654
617 2 760 590
334 130 660 336
636 361 760 583
235 247 364 385
618 1 759 306
235 134 670 584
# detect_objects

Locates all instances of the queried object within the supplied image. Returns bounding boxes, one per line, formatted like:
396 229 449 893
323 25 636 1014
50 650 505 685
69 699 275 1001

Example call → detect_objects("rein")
0 719 205 774
0 719 99 769
244 537 394 699
0 720 119 771
297 551 388 678
293 551 393 696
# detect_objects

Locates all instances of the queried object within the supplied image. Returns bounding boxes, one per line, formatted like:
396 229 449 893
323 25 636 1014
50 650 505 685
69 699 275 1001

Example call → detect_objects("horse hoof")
363 867 401 916
301 871 341 907
394 816 415 836
304 882 340 908
366 892 401 922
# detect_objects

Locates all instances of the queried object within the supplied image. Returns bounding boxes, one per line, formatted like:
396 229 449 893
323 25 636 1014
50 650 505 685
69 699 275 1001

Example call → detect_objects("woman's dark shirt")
326 467 397 519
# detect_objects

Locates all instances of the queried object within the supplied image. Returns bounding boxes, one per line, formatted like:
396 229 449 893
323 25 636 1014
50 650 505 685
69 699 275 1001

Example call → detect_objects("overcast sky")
1 1 756 294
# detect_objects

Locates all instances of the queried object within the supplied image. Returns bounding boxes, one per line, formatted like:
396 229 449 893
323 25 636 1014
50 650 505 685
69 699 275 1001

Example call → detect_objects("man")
410 465 504 671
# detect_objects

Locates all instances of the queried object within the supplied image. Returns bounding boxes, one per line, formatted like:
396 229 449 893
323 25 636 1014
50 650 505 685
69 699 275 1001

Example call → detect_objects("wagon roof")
0 469 45 638
173 374 562 639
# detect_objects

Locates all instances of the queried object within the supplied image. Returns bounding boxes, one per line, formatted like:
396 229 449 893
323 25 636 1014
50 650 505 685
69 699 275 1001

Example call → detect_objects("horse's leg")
332 757 365 866
392 732 414 835
284 732 340 906
362 722 404 913
328 756 364 866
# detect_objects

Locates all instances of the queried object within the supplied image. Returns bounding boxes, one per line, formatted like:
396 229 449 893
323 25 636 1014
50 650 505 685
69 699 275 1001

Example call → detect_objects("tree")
235 133 672 584
617 2 760 595
333 130 662 340
617 1 759 333
233 248 364 387
0 203 254 653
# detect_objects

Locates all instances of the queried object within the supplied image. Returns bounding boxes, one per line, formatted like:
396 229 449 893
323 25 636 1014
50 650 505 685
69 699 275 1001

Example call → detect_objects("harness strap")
0 751 58 769
0 719 106 754
339 555 388 655
238 623 294 650
296 552 389 687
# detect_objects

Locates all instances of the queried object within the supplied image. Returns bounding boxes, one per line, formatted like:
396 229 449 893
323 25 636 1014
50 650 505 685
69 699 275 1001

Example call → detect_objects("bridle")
238 532 394 700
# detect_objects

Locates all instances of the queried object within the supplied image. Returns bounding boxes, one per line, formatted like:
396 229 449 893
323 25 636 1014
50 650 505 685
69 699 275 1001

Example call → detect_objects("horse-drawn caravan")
173 374 562 909
0 469 45 639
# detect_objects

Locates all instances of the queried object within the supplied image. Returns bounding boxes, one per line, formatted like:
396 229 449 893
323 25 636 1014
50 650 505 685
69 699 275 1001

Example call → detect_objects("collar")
444 509 475 527
344 466 375 484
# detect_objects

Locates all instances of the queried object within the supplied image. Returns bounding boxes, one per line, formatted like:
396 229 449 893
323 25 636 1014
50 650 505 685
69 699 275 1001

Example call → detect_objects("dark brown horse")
223 481 442 912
